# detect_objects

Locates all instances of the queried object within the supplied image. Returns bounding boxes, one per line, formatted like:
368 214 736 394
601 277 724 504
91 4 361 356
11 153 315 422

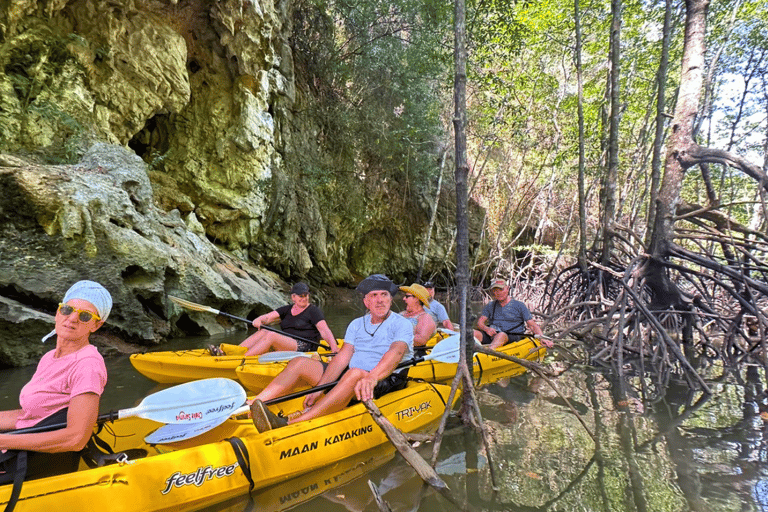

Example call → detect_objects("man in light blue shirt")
250 274 414 431
422 281 454 330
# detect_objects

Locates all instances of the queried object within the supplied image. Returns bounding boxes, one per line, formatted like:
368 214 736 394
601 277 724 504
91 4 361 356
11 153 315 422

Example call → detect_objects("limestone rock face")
0 1 483 365
0 145 285 365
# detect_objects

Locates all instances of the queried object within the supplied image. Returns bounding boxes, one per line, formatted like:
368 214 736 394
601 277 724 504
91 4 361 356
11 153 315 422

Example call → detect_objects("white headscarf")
42 280 112 342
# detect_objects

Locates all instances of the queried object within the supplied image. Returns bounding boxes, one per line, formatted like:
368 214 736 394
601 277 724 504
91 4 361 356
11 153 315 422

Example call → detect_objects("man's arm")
525 318 543 336
526 319 552 347
354 341 408 402
476 315 497 336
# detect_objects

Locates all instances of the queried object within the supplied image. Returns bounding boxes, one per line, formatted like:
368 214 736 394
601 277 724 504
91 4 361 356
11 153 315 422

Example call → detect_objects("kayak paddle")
144 414 233 444
168 295 331 350
256 334 460 405
144 334 461 443
5 378 247 435
257 351 314 363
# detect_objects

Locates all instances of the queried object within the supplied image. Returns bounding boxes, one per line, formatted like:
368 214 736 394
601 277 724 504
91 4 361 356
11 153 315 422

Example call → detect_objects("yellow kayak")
129 342 341 384
214 444 396 512
409 336 546 383
236 335 544 392
0 381 458 512
129 331 447 386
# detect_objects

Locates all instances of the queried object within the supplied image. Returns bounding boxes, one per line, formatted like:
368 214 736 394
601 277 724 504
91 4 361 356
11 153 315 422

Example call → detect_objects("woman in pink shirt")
0 280 110 484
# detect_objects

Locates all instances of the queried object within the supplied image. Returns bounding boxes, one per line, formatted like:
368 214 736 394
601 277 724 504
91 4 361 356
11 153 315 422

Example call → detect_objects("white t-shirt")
344 312 414 372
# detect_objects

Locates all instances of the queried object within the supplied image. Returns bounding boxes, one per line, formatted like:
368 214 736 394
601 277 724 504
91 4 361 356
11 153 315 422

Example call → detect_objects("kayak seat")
0 409 78 512
220 343 248 356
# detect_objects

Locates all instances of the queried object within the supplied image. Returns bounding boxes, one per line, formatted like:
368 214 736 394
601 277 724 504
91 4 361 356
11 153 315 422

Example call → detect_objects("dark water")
2 299 768 512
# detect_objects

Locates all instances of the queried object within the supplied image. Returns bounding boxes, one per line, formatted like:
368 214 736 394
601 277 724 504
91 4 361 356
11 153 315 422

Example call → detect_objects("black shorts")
295 339 317 352
479 331 526 345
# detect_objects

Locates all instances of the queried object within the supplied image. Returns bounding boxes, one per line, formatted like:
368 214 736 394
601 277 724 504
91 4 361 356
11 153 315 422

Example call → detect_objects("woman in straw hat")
398 283 436 347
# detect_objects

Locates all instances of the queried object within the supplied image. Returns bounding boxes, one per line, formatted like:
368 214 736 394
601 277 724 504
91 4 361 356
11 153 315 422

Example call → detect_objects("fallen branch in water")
368 480 393 512
363 399 468 510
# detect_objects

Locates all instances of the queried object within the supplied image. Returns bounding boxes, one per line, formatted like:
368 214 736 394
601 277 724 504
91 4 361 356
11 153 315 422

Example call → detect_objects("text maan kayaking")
278 424 375 460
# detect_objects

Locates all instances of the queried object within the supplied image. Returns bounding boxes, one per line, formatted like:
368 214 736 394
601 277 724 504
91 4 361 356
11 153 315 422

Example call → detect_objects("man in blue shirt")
250 274 414 431
422 281 454 330
474 279 551 349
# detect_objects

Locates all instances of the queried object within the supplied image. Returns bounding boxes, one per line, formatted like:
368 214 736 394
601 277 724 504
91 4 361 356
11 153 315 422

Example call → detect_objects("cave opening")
128 113 172 163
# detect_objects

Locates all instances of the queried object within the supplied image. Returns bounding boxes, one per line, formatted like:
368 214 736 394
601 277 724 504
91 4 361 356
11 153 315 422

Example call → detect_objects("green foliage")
1 29 92 163
4 35 71 109
290 0 453 235
461 0 704 257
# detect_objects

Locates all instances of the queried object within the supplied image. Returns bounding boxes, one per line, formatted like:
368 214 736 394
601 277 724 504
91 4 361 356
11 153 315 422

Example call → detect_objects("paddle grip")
262 354 427 406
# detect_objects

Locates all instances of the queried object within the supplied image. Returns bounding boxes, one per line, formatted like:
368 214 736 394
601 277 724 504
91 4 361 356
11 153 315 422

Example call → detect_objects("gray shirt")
480 299 532 335
427 299 450 324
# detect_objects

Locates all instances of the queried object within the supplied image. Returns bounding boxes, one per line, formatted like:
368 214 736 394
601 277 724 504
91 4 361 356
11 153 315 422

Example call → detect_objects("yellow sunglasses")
58 303 101 323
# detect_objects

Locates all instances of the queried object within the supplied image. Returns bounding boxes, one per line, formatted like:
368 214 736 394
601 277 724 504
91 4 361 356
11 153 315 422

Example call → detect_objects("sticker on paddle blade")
145 414 231 444
123 377 246 424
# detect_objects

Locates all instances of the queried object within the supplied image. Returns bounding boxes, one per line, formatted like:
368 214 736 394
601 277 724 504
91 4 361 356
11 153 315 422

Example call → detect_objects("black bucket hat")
355 274 399 295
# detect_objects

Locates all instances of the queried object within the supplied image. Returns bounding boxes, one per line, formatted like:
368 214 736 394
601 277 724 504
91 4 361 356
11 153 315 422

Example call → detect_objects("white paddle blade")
424 334 461 364
145 415 229 444
144 404 250 444
258 351 312 363
119 378 246 424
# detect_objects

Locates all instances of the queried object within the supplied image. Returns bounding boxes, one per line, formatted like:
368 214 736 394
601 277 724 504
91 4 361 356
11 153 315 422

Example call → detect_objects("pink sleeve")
69 355 108 398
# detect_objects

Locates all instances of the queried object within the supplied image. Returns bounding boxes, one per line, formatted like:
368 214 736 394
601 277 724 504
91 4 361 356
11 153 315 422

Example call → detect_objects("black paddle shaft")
263 353 431 406
216 311 331 350
2 410 122 436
